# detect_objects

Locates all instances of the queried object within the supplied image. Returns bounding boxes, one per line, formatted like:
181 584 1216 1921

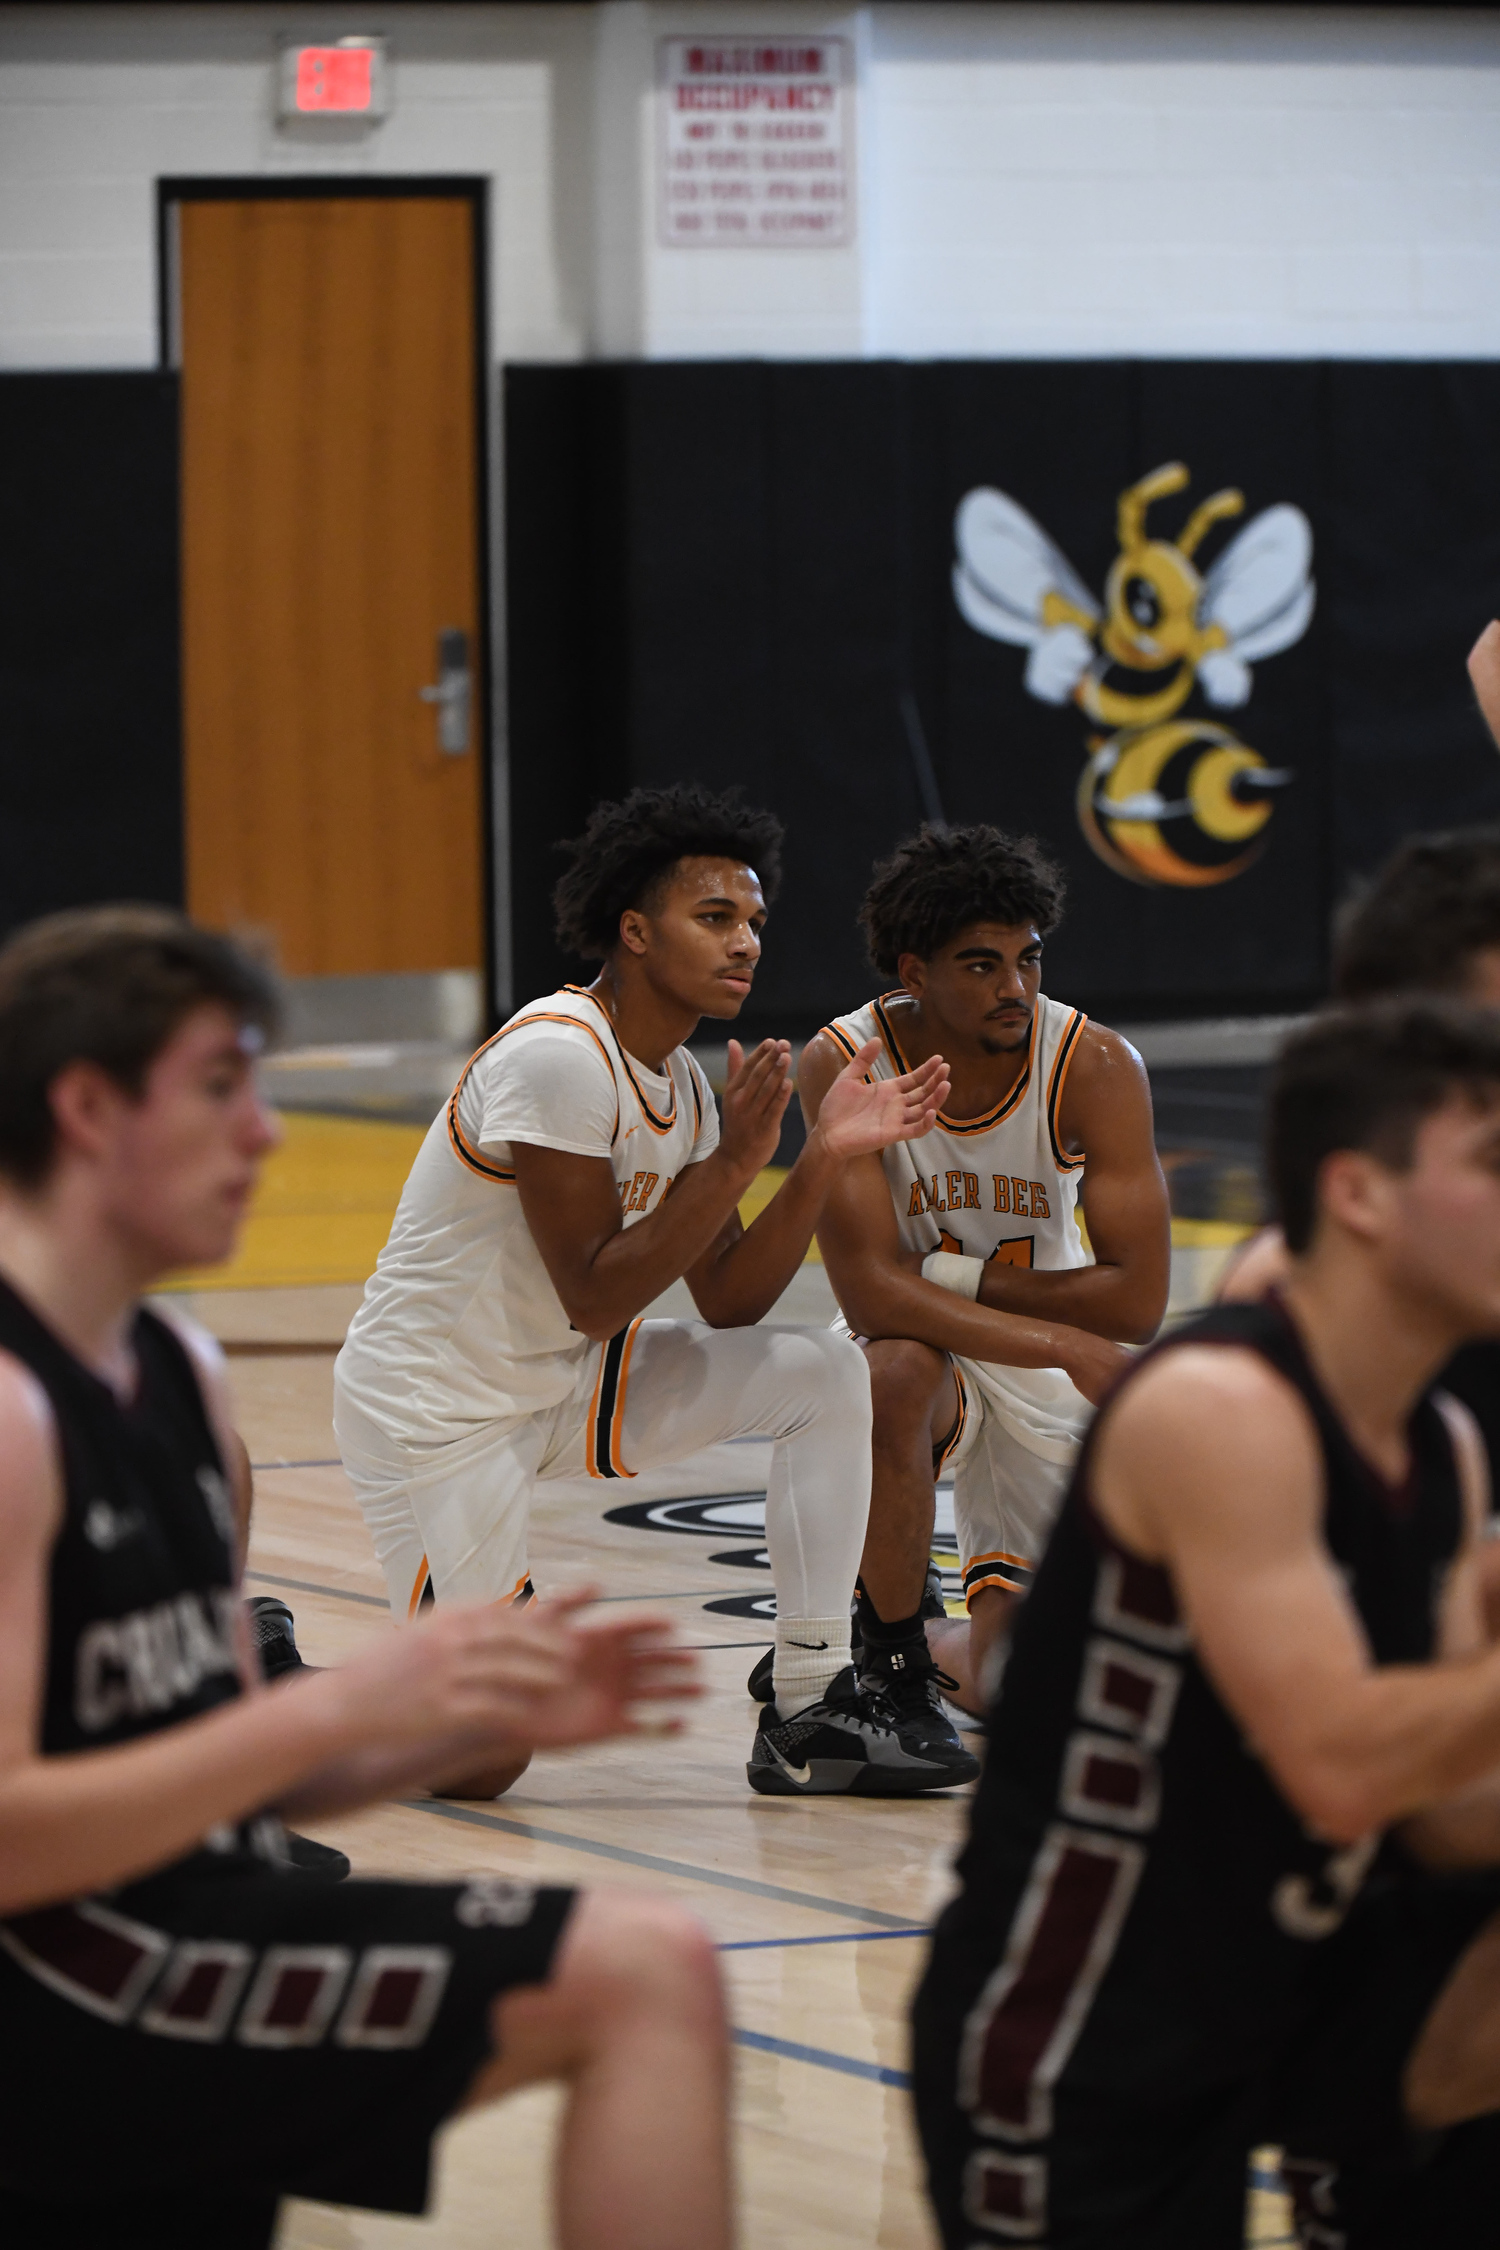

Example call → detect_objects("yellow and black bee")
954 462 1315 888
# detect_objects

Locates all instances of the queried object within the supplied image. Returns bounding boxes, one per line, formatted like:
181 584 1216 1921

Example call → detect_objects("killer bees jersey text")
336 987 719 1444
824 990 1089 1279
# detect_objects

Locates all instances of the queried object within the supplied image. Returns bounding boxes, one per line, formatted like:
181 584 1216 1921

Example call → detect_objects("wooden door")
178 195 484 977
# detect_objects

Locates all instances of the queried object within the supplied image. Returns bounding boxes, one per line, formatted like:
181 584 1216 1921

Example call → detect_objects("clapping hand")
812 1038 949 1161
719 1038 796 1176
518 1591 702 1750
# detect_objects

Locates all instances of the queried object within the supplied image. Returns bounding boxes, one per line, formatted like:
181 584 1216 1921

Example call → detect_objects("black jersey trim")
447 1004 625 1179
586 1320 643 1480
564 987 678 1136
1045 1008 1088 1174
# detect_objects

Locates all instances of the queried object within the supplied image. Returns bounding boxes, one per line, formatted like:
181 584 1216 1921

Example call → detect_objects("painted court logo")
954 461 1314 888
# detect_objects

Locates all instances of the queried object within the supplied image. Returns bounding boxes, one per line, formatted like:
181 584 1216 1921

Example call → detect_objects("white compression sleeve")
612 1321 871 1717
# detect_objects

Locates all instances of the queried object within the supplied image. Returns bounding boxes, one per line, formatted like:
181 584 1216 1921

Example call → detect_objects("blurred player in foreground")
336 785 967 1798
916 1001 1500 2249
1223 608 1500 1460
0 908 728 2250
792 825 1168 1728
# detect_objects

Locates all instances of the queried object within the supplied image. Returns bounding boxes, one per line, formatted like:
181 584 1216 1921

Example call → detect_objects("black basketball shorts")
912 1864 1500 2250
0 1867 577 2248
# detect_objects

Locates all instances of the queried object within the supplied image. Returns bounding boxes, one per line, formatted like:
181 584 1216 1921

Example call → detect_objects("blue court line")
731 2026 911 2089
251 1458 343 1471
719 1928 927 1950
407 1797 919 1928
244 1569 388 1609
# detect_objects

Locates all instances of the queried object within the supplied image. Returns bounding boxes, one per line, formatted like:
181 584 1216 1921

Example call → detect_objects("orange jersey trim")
873 992 1036 1135
564 986 678 1137
447 1007 621 1181
934 1364 969 1474
1045 1008 1089 1173
819 1021 873 1079
586 1318 642 1480
408 1556 431 1618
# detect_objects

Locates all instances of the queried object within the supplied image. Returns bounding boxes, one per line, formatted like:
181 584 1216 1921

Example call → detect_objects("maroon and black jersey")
915 1294 1464 2247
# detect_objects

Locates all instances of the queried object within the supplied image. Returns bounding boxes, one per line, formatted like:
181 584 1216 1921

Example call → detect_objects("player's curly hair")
858 824 1066 977
552 784 784 960
1333 827 1500 1002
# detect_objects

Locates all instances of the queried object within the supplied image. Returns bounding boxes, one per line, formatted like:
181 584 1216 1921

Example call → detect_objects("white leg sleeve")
612 1322 871 1701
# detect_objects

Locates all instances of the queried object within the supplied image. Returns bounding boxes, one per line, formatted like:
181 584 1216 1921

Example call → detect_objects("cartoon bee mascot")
954 462 1314 887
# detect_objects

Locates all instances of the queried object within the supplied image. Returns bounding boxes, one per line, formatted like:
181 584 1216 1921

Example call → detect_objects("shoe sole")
746 1757 973 1796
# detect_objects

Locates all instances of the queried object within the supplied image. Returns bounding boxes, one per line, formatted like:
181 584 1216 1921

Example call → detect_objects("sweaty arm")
510 1036 801 1340
970 1027 1169 1343
802 1033 1131 1406
514 1033 947 1338
1095 1346 1500 1849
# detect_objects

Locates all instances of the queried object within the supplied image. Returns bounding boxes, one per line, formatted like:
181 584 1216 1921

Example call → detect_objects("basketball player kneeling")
0 909 727 2250
335 785 978 1797
783 825 1169 1744
916 1002 1500 2249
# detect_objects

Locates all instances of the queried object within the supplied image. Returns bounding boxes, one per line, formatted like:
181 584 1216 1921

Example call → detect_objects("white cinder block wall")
864 6 1500 359
1 1 1498 371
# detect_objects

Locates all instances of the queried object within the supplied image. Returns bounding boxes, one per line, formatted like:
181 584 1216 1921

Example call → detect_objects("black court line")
243 1570 387 1610
405 1797 919 1928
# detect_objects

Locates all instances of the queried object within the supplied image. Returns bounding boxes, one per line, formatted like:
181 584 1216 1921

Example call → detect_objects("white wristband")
922 1250 985 1300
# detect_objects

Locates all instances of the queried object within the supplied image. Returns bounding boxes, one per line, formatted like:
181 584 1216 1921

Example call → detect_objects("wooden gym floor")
162 1112 1287 2249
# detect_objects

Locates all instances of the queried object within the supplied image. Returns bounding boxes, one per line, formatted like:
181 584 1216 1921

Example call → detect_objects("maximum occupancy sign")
658 37 853 246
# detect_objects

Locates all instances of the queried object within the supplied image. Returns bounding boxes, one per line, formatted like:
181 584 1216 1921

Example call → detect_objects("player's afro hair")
858 823 1066 977
552 784 784 961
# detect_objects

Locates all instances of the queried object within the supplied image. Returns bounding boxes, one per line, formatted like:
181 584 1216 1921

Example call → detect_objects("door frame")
156 174 499 1025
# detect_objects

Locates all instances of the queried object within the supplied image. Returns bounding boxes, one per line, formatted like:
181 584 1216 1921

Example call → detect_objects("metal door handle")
418 627 471 756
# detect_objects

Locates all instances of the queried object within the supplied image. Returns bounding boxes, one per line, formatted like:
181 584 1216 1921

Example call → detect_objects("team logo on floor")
604 1491 964 1616
954 461 1314 888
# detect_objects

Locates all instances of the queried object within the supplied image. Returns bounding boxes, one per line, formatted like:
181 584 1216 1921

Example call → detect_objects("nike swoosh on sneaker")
765 1740 814 1786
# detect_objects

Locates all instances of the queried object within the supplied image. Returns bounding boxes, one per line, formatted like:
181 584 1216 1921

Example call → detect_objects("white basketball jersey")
824 990 1089 1274
336 986 717 1443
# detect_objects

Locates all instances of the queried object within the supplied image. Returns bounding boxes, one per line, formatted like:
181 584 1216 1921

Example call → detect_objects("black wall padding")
507 361 1500 1032
0 372 182 937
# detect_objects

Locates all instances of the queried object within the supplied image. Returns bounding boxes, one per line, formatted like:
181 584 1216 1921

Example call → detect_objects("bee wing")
953 487 1100 648
1198 504 1315 663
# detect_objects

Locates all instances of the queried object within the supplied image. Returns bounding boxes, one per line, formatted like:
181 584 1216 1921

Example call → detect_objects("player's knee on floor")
431 1747 533 1801
866 1336 951 1439
552 1891 726 2043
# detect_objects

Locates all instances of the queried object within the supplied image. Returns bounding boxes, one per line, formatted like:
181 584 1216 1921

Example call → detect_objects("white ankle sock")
773 1616 850 1719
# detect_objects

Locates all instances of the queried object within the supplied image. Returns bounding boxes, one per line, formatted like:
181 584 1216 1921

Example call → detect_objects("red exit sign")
278 38 388 122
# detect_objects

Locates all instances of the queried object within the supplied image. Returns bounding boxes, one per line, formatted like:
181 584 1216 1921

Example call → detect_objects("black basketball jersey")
940 1294 1464 2142
0 1275 273 1892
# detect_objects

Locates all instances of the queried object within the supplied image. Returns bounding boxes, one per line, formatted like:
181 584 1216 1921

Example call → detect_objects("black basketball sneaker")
857 1638 980 1786
244 1598 351 1879
747 1665 973 1795
245 1594 312 1681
